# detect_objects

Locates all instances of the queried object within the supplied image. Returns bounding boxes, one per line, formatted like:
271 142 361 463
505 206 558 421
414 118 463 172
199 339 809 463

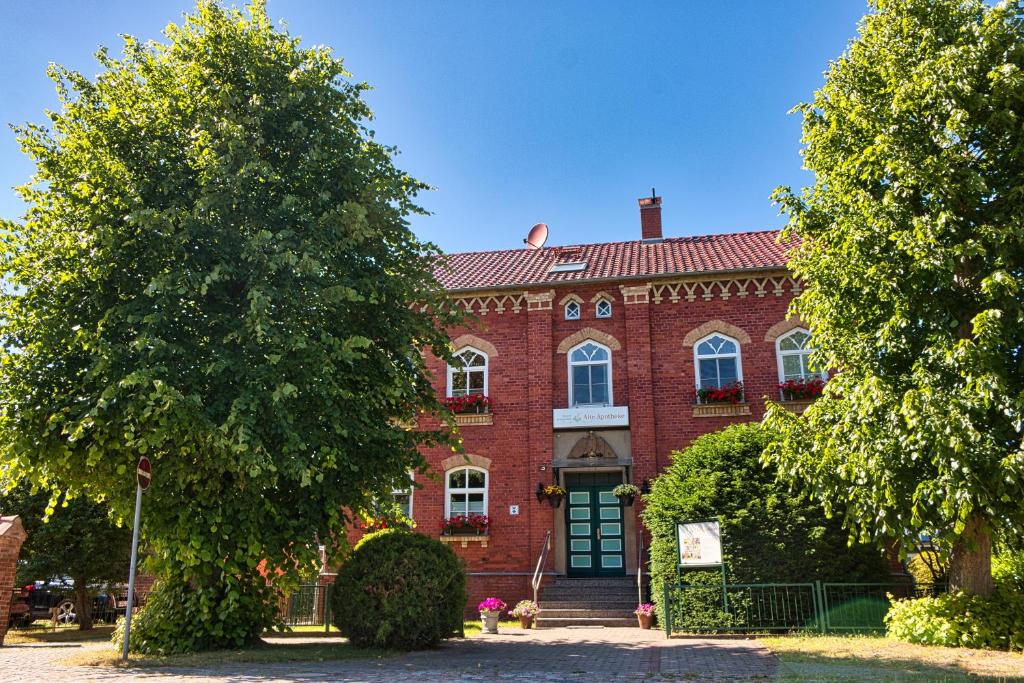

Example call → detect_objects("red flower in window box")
695 381 745 405
440 513 490 535
778 377 825 401
443 394 491 414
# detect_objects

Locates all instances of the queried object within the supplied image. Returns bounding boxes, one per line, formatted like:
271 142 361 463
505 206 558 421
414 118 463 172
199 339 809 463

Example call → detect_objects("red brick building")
399 196 816 618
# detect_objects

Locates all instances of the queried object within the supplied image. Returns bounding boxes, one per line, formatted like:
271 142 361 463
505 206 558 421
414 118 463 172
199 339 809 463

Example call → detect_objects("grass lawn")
4 624 115 644
462 619 520 635
762 634 1024 682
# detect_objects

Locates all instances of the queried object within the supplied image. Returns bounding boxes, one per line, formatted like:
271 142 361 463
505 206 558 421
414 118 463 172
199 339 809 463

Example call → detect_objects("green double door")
565 474 626 577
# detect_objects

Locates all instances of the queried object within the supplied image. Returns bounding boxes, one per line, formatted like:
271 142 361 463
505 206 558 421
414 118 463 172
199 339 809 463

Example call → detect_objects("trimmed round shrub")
332 529 465 649
886 589 1024 651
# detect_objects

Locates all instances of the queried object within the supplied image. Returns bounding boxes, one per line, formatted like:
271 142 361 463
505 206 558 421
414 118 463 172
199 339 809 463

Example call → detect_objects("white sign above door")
552 406 630 430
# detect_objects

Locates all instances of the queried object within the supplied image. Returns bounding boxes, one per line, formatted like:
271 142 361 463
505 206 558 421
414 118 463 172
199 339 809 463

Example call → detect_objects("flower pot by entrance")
637 613 654 629
519 615 534 629
481 611 500 633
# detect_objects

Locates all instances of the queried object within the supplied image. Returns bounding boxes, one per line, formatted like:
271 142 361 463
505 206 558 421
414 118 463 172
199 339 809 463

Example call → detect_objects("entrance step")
535 616 637 628
537 577 642 628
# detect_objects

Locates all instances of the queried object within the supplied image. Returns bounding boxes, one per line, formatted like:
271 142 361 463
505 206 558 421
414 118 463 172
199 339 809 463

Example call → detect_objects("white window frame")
565 301 581 321
595 299 612 319
693 332 744 390
392 472 414 519
775 328 827 384
568 340 613 407
446 346 489 398
444 466 488 518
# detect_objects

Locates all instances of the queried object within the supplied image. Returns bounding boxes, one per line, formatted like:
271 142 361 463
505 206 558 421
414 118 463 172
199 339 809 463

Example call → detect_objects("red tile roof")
435 230 790 292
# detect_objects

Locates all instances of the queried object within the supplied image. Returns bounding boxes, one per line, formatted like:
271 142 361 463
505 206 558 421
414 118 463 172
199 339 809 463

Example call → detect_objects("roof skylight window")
549 261 587 274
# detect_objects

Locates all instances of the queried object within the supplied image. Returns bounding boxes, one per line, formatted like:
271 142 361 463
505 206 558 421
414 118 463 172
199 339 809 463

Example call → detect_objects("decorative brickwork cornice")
763 317 807 342
556 327 623 353
526 289 556 311
450 334 498 358
682 320 752 347
558 293 583 307
440 453 492 472
451 290 528 316
619 284 650 305
650 273 799 304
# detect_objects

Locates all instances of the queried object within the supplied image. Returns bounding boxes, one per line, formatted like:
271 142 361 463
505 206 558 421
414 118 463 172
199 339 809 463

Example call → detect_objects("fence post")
663 582 672 638
323 584 331 633
814 581 826 634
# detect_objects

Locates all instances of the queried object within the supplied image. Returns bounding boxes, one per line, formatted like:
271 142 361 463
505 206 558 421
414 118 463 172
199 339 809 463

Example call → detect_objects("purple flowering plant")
634 603 656 617
478 597 507 614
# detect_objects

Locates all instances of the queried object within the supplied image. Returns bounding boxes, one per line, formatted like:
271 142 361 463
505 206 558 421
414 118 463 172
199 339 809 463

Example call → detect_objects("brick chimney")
638 191 662 240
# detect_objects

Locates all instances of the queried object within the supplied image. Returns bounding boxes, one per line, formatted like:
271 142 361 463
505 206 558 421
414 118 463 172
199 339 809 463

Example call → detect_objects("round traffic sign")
136 457 152 491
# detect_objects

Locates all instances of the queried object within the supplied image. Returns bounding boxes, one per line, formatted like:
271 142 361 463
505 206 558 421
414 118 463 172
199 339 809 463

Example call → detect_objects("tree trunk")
947 513 994 597
73 582 93 631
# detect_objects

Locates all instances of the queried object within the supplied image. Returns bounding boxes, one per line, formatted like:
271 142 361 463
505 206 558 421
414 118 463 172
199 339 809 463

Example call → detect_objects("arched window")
565 300 581 321
694 333 742 390
447 347 488 397
595 299 612 319
569 341 612 407
445 467 487 517
776 329 824 382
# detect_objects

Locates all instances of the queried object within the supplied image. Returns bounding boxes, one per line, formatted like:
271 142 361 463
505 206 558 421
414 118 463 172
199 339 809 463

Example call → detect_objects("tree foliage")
0 484 132 630
0 1 458 650
643 424 890 626
766 0 1024 595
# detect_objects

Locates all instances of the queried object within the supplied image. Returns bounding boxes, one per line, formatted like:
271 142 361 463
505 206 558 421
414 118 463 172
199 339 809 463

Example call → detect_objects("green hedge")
642 423 891 628
886 589 1024 651
331 529 465 650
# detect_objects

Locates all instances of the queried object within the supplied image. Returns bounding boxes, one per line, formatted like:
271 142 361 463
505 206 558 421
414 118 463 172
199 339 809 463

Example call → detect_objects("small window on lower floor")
446 466 487 517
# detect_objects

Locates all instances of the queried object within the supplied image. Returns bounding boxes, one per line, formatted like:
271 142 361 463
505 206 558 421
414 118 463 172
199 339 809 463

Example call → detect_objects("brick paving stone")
0 627 777 682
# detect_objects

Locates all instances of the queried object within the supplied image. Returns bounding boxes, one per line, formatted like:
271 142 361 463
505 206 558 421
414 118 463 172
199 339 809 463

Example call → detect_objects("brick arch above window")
682 320 752 347
440 453 492 472
558 293 584 307
763 317 807 343
556 327 623 354
450 334 498 358
589 290 616 303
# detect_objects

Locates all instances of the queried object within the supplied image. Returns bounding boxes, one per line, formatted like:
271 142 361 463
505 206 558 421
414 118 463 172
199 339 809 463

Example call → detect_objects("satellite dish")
524 223 548 250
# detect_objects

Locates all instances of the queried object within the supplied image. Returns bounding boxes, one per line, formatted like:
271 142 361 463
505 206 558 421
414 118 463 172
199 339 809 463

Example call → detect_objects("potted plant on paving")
509 599 539 629
635 603 656 629
478 597 507 634
612 483 641 506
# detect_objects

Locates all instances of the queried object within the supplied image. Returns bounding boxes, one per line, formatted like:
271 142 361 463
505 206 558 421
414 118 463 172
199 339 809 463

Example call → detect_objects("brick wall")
393 275 798 610
0 516 28 646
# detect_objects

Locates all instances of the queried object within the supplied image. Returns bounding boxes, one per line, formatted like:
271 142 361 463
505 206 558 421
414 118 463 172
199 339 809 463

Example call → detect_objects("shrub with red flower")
778 377 825 401
440 513 489 535
443 394 491 414
695 381 745 405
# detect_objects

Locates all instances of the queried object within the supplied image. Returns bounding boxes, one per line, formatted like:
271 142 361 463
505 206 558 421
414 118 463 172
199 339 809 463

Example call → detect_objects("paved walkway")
0 628 776 682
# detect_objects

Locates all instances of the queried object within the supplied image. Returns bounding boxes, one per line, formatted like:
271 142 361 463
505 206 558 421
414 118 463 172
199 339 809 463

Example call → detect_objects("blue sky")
0 2 868 253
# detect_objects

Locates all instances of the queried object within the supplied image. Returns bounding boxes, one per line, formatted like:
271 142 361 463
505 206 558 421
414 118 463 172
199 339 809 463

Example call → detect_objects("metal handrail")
637 529 644 605
531 530 552 604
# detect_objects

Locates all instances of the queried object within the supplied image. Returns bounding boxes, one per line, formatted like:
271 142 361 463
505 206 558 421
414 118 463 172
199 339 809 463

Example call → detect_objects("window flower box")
444 394 491 414
779 378 825 401
694 381 748 417
454 413 493 427
441 513 489 535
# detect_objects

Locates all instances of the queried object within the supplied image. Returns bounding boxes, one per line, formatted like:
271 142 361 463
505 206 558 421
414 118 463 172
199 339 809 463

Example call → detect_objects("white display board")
676 520 723 567
552 405 629 430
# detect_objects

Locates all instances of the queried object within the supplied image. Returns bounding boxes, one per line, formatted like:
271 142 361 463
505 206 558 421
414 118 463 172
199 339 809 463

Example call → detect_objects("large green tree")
0 484 132 630
0 1 457 652
766 0 1024 596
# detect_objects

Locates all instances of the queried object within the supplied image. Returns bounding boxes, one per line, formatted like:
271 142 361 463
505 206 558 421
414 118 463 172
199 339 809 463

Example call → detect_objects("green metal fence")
662 580 932 635
279 584 333 631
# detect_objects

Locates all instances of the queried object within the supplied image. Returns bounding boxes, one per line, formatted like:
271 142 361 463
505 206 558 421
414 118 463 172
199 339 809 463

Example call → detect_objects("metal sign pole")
121 482 143 662
120 455 151 663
